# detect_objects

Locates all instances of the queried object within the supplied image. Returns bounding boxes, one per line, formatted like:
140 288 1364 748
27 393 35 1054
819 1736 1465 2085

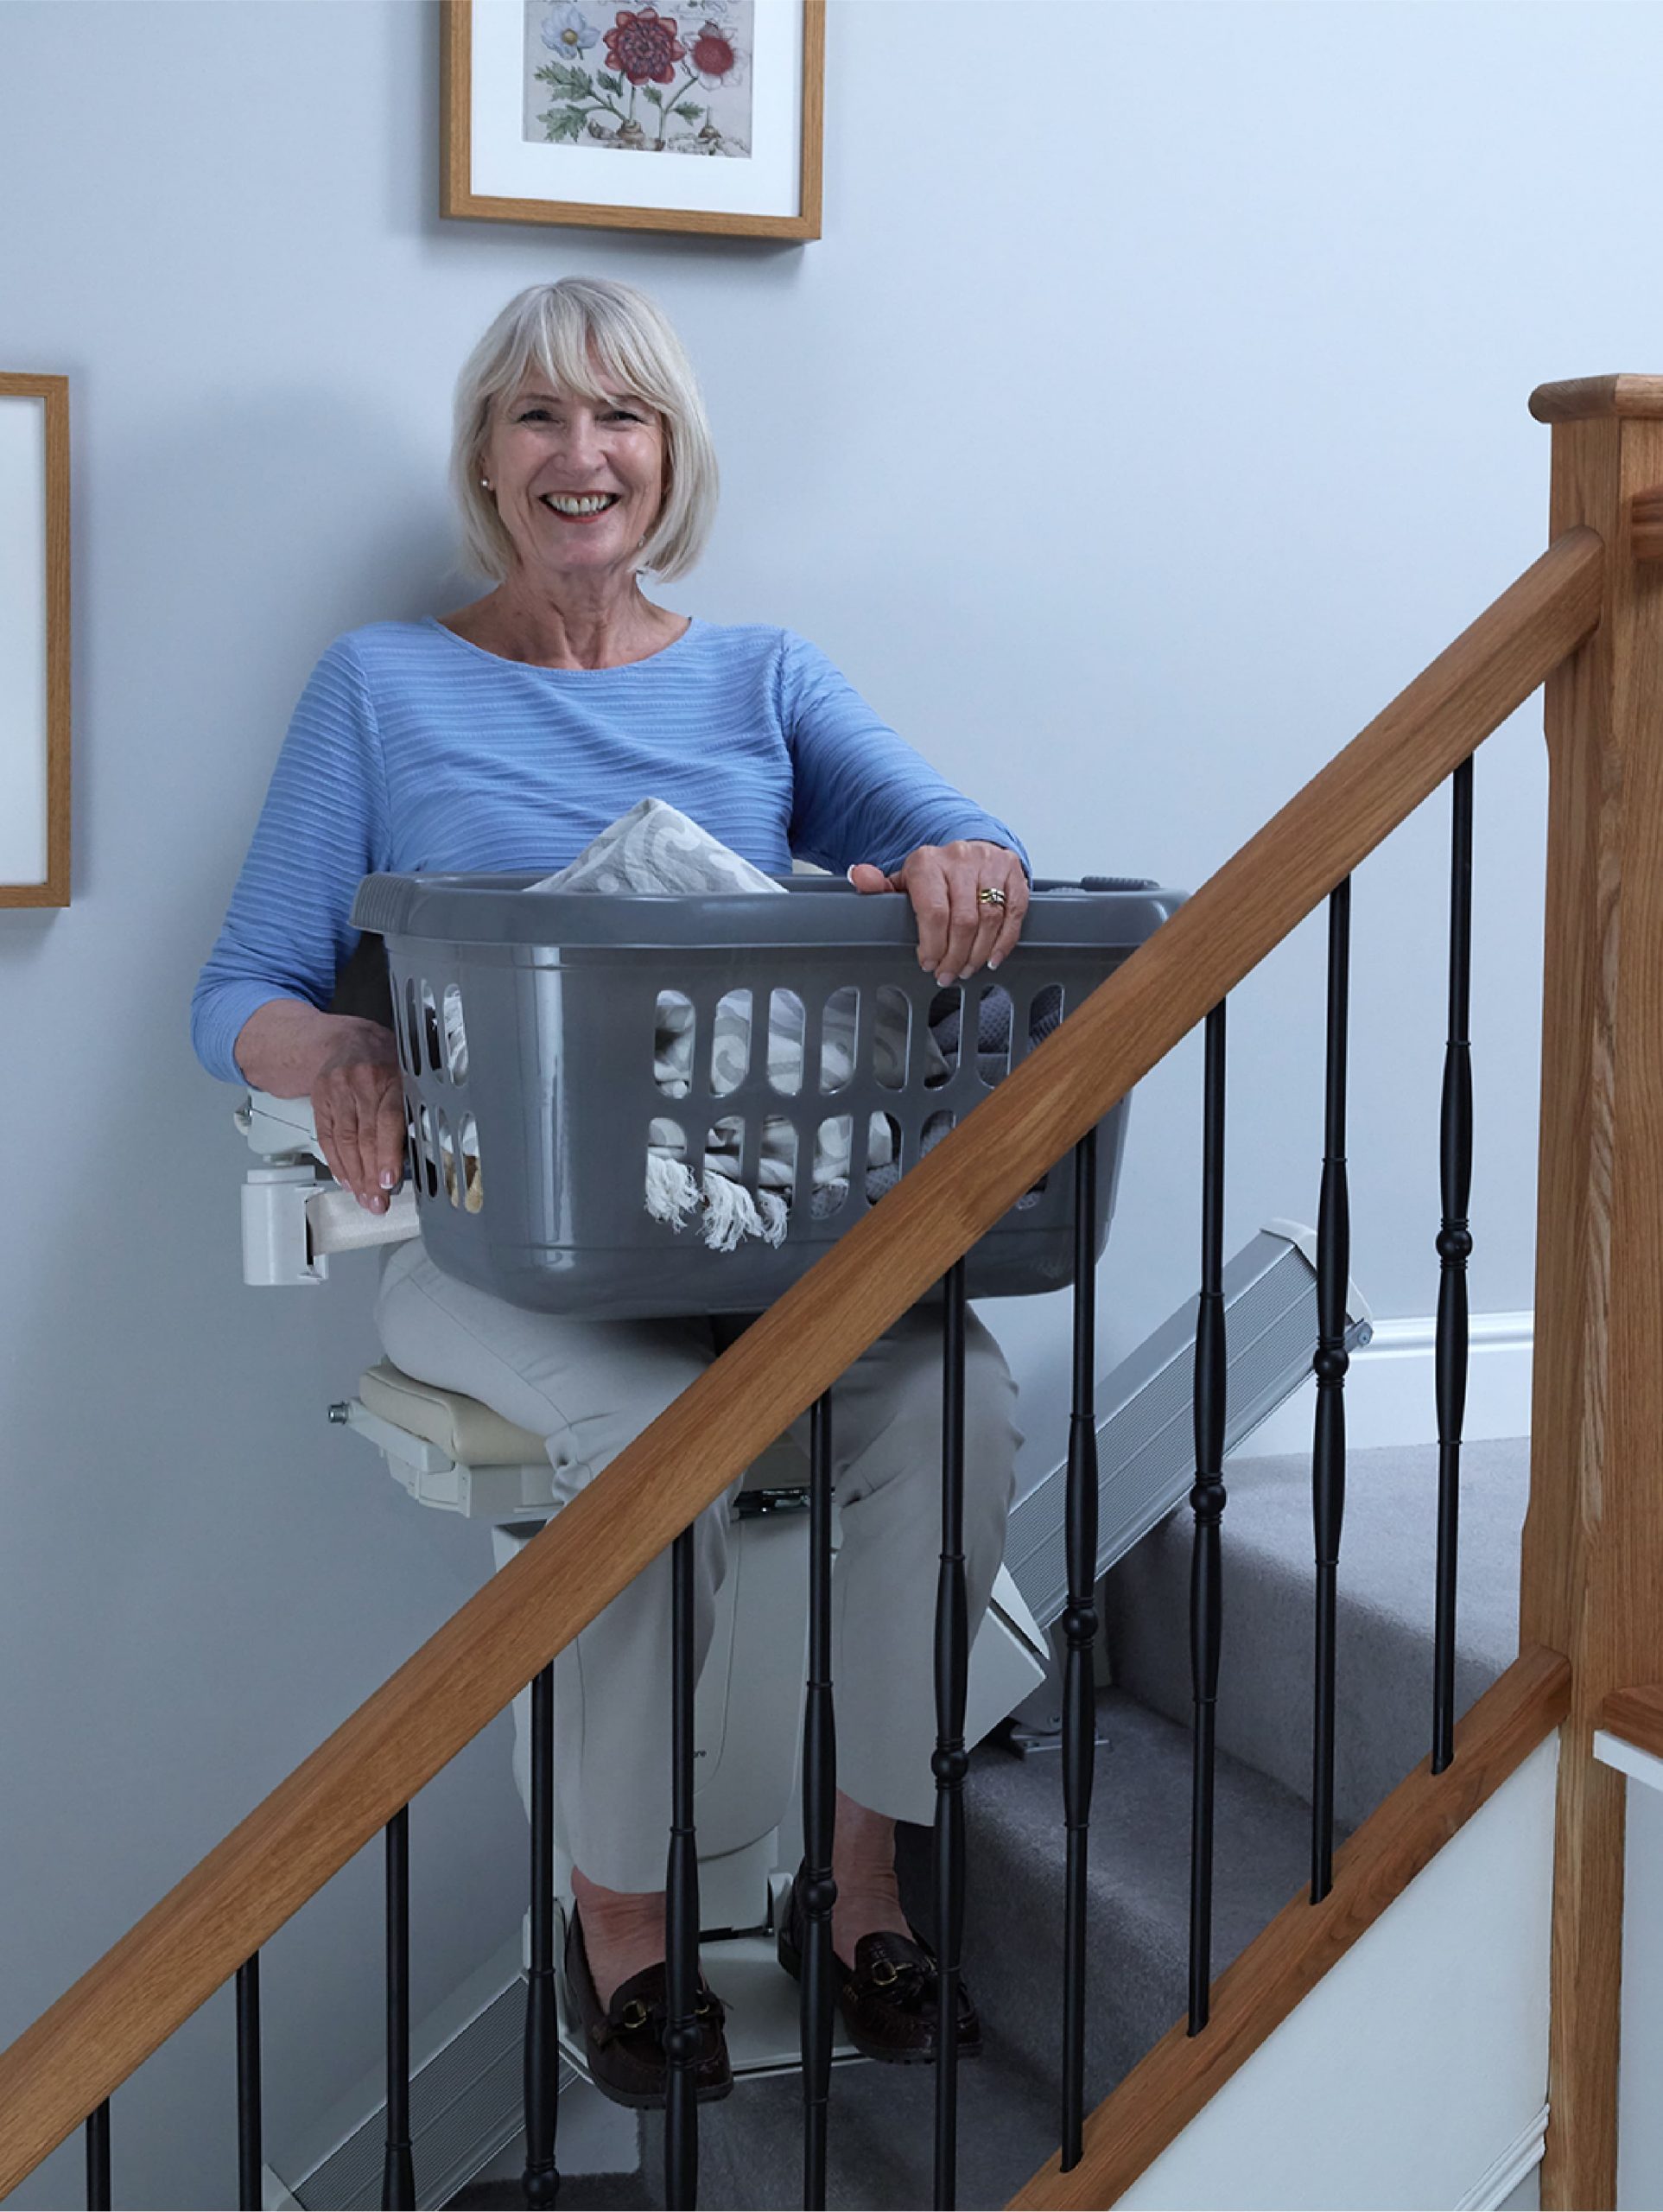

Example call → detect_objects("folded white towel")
527 800 884 1249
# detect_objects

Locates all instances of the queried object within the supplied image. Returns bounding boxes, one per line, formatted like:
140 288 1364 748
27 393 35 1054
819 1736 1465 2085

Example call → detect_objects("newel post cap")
1530 376 1663 423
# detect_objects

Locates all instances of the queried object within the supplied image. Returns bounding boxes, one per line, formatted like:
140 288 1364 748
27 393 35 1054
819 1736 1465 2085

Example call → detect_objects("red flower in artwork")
604 7 686 86
689 25 735 80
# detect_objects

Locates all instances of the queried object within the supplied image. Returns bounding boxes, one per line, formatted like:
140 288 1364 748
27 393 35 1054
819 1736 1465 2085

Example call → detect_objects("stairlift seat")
359 1361 549 1465
358 1358 807 1497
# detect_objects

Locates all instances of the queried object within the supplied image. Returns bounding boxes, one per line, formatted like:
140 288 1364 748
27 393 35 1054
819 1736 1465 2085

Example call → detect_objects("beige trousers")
375 1240 1021 1891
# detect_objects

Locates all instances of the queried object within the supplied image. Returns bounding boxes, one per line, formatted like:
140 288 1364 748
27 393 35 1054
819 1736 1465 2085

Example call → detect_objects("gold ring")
978 885 1007 909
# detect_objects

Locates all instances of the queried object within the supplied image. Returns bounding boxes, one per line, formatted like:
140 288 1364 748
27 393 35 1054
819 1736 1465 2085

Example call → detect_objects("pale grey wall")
3 2 1662 2202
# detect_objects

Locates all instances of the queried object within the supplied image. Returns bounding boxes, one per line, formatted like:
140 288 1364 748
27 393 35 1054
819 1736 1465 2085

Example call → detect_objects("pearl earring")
480 476 492 490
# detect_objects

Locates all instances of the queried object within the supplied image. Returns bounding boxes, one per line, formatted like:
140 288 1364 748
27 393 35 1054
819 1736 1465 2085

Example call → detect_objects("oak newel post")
1521 374 1663 2212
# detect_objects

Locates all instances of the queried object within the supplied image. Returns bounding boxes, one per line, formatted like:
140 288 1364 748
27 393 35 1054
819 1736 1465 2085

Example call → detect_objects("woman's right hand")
312 1020 407 1212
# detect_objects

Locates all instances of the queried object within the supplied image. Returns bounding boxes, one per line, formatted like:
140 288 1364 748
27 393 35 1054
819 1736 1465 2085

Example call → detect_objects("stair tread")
635 1688 1316 2210
1108 1435 1531 1832
1181 1436 1527 1672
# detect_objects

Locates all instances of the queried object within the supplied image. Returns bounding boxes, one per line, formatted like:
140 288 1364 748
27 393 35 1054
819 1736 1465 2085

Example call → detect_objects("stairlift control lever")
237 1090 418 1285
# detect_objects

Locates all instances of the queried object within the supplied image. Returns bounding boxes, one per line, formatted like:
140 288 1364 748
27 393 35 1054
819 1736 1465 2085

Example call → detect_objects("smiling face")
479 365 667 588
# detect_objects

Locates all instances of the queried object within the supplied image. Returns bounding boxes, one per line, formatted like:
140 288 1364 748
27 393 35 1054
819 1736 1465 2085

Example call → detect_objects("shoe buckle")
869 1958 899 1987
619 1999 650 2032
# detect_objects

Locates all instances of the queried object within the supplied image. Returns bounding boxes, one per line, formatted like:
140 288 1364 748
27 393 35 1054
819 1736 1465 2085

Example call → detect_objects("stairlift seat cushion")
360 1361 549 1465
359 1360 809 1493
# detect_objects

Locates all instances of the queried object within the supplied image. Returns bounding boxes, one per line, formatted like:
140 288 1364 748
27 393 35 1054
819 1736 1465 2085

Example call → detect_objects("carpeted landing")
449 1435 1530 2211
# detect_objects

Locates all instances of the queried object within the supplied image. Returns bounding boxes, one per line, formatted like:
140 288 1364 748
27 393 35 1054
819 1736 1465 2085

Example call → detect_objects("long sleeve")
777 632 1029 880
190 638 391 1084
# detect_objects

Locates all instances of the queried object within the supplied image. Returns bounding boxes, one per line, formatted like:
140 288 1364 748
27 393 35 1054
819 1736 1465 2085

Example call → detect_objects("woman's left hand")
848 839 1029 985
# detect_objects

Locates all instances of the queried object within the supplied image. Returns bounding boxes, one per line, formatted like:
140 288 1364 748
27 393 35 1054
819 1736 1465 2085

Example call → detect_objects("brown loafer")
563 1908 734 2110
778 1865 982 2065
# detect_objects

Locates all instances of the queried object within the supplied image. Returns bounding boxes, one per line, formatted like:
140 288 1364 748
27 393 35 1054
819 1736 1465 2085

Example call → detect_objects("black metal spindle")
523 1662 560 2206
236 1953 263 2209
383 1808 416 2210
1060 1130 1100 2164
1311 880 1352 1904
1433 759 1475 1775
86 2101 110 2211
1188 1002 1228 2030
801 1390 837 2211
663 1525 701 2212
933 1259 970 2212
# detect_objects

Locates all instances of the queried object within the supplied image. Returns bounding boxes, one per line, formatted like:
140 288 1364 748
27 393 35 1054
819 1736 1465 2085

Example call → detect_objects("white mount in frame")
0 373 70 906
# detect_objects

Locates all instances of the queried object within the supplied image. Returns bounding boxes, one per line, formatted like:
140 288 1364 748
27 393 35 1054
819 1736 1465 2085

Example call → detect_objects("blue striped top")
190 616 1028 1084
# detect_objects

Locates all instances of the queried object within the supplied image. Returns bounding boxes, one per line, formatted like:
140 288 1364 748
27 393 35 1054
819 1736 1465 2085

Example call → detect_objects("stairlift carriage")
236 873 1370 2199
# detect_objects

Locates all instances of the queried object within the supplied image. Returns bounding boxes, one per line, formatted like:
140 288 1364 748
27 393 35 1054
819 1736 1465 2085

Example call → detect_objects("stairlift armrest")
235 1088 331 1166
238 1086 419 1283
241 1170 419 1284
307 1181 420 1255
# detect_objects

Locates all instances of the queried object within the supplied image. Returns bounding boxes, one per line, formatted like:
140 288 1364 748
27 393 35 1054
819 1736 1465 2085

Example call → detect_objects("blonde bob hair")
451 277 719 583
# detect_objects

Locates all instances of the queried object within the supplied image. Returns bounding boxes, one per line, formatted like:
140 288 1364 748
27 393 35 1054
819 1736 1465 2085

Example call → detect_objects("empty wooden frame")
0 373 69 906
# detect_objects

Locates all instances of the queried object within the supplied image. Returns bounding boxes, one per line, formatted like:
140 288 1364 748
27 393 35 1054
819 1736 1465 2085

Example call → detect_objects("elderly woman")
192 277 1031 2109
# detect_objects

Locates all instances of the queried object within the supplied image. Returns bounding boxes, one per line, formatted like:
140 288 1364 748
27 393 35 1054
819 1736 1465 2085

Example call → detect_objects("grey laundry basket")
349 872 1183 1319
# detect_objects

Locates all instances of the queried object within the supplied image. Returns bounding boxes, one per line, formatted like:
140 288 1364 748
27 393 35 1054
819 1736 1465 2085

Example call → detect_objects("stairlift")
238 1088 1054 2099
238 1086 1371 2205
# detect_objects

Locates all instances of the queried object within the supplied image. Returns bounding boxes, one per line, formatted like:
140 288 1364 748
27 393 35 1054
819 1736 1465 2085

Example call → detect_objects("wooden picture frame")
443 0 824 239
0 373 70 908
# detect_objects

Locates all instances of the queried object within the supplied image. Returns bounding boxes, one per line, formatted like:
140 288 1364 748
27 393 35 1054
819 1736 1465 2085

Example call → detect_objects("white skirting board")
1238 1312 1533 1458
1456 2106 1547 2210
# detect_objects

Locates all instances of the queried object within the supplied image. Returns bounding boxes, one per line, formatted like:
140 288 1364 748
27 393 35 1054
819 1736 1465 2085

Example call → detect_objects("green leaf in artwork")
671 100 703 122
597 68 624 94
644 85 663 108
544 102 586 143
537 60 593 97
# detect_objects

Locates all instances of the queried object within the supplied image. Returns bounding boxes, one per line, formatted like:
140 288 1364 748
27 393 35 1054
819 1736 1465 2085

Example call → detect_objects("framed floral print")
443 0 824 238
0 374 70 908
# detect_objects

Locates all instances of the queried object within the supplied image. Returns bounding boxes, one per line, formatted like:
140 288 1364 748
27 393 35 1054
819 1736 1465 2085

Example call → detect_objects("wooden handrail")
1007 1646 1571 2210
0 526 1603 2190
1600 1685 1663 1763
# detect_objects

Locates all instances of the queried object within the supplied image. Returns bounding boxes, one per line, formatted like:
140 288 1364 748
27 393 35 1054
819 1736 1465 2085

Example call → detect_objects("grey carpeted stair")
1106 1438 1530 1829
452 1435 1531 2210
643 1691 1316 2212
